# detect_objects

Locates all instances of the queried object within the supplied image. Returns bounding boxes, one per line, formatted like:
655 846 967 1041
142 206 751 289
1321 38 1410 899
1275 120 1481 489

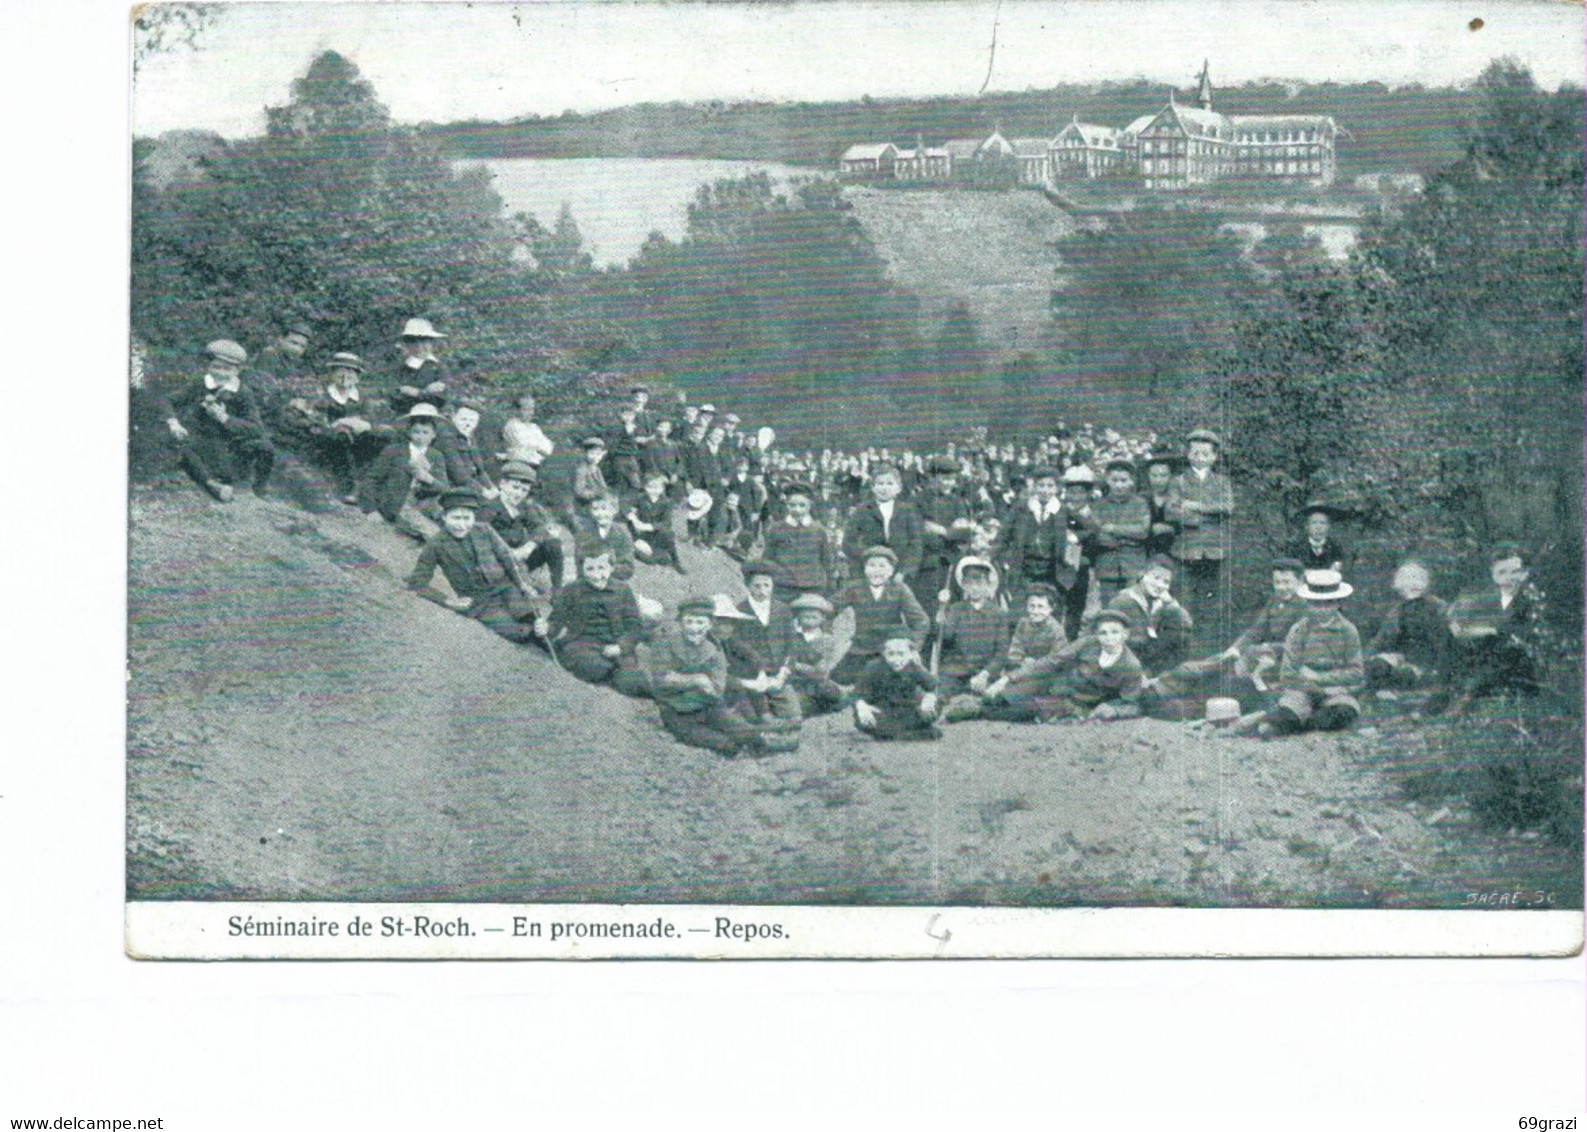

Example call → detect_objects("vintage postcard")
127 0 1584 959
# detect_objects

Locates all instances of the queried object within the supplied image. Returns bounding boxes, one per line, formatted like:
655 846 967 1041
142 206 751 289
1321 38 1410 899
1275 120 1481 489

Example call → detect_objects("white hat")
1061 464 1097 485
1297 569 1354 601
404 402 442 421
952 555 1000 594
709 594 753 620
684 489 714 521
206 339 247 365
756 425 776 451
1205 697 1242 725
400 318 448 340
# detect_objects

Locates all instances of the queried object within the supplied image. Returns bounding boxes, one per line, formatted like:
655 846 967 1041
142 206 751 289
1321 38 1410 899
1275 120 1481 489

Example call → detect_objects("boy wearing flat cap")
830 546 931 686
784 593 846 717
1259 570 1365 736
572 436 611 515
982 609 1144 723
1168 429 1236 647
165 339 278 502
1105 555 1193 675
647 599 769 757
282 352 392 503
1089 460 1152 604
480 460 567 588
407 489 549 646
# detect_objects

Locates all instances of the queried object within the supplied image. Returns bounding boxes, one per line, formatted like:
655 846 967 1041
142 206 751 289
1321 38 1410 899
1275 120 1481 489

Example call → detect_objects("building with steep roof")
839 142 899 180
1010 138 1052 184
1051 117 1128 179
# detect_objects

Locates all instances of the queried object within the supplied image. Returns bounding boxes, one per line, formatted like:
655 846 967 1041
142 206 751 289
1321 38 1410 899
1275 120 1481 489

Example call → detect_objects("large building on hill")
837 62 1340 190
1129 63 1340 189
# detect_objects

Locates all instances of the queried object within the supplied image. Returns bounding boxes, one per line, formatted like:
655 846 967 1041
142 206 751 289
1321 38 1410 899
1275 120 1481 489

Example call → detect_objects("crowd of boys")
154 324 1550 757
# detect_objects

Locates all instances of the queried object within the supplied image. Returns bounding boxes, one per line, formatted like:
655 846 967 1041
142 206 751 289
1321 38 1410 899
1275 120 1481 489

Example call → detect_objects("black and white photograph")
123 0 1585 958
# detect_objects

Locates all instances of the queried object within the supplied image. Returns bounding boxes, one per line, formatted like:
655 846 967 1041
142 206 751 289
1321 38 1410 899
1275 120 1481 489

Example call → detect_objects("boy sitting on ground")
1105 555 1194 675
980 609 1144 723
626 471 683 573
165 338 278 502
363 403 452 541
548 551 650 696
711 594 801 747
945 585 1068 720
1438 544 1544 713
935 558 1011 698
853 636 941 742
406 489 549 646
646 598 769 758
572 493 637 582
783 594 846 717
829 546 931 686
1366 560 1452 697
1258 570 1365 737
737 561 795 670
480 460 568 589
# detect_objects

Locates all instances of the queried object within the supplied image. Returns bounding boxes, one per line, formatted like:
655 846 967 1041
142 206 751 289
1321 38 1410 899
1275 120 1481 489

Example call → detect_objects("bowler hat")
789 593 835 615
324 351 365 372
1297 570 1354 601
400 318 447 340
206 339 248 366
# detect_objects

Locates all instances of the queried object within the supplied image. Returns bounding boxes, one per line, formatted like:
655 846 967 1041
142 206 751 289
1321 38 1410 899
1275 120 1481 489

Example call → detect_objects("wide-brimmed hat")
324 351 365 372
1205 697 1242 725
1298 569 1354 601
953 555 1000 593
404 403 442 422
709 594 754 620
684 489 714 520
699 403 717 414
206 339 247 366
400 317 447 340
1298 500 1354 522
789 593 835 616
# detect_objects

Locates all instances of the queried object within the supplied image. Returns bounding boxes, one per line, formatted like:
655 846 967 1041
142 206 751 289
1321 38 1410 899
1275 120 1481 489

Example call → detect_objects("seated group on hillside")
154 327 1548 759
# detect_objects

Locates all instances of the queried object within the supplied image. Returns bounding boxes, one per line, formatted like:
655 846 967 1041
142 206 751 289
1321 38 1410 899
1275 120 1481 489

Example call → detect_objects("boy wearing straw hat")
784 593 846 717
386 317 449 417
361 403 452 540
936 558 1011 698
1259 569 1365 737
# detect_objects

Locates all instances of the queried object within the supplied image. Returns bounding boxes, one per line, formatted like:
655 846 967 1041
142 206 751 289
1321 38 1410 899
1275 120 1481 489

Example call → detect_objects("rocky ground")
127 483 1581 908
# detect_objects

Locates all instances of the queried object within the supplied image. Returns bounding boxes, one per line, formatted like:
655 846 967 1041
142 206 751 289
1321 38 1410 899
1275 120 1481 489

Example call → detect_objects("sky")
132 0 1585 137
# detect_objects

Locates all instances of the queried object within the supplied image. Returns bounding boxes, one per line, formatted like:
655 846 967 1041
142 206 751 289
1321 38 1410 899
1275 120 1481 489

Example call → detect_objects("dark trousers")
856 706 939 740
1061 570 1090 642
829 649 877 687
469 588 545 646
659 702 760 754
315 430 388 496
634 525 679 568
179 431 276 492
520 539 565 585
557 640 650 696
1179 558 1226 652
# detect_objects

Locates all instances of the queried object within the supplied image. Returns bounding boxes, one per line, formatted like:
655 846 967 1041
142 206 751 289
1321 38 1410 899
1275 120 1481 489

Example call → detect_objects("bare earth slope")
844 186 1074 356
128 487 1578 907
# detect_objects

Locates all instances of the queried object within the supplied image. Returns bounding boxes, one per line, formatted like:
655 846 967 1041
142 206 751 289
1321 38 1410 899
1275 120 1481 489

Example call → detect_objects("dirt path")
127 487 1580 907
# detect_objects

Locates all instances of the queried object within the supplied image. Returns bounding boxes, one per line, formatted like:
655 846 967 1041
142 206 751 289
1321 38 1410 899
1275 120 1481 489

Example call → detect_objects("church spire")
1195 60 1214 110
